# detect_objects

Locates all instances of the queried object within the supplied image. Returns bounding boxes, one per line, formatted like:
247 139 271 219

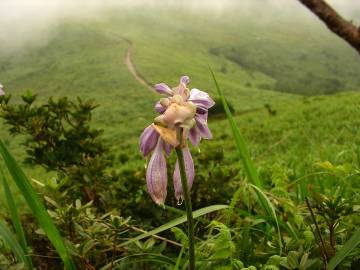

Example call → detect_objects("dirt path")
103 30 153 90
122 38 153 90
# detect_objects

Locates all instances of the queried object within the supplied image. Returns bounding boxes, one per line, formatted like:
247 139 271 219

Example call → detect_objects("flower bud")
160 98 171 108
171 94 183 105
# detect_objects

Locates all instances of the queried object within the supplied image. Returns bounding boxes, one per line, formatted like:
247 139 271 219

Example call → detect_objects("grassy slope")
0 5 359 190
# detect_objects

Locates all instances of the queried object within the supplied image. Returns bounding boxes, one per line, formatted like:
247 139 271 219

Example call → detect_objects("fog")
0 0 359 51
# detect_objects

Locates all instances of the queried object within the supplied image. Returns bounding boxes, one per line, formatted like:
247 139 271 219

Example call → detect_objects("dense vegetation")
0 3 359 270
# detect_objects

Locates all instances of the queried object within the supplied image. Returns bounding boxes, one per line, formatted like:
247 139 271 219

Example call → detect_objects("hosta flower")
140 76 214 205
0 84 4 96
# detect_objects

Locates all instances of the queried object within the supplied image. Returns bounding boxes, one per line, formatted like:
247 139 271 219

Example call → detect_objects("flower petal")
164 142 172 156
0 84 4 96
189 88 215 109
154 83 173 96
196 111 208 122
196 105 208 115
146 139 168 205
173 82 188 98
155 101 166 114
155 103 195 130
173 147 195 201
140 124 159 156
153 124 179 147
172 76 190 99
189 127 201 146
196 116 212 139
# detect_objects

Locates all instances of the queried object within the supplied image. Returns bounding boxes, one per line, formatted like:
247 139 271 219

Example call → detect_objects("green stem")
175 129 195 270
305 197 328 268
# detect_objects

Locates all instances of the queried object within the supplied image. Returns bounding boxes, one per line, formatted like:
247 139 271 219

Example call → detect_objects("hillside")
0 5 359 176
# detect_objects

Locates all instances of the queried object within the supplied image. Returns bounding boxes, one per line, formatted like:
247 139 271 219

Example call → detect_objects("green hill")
0 4 359 178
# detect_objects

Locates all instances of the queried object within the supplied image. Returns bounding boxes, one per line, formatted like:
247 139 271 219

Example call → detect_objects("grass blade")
0 140 76 270
210 68 262 188
1 168 33 269
119 204 228 247
0 220 29 267
249 184 283 253
210 69 283 253
100 253 176 270
328 230 360 270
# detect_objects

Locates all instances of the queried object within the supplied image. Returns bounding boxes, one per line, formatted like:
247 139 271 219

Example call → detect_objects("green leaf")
171 227 188 246
0 139 76 270
287 251 299 269
207 222 234 261
299 252 309 270
226 185 243 226
210 68 262 188
173 246 186 270
0 220 29 268
1 169 33 269
328 230 360 270
119 205 228 247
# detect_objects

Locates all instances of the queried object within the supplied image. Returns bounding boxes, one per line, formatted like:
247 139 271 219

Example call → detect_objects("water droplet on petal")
177 198 184 206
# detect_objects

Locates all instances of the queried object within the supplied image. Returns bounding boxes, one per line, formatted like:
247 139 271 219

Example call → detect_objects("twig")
298 0 360 54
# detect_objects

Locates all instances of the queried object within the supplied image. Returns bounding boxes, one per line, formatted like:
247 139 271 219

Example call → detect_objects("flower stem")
175 129 195 270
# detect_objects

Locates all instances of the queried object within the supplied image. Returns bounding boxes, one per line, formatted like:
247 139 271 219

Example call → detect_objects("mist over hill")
1 0 359 51
0 0 359 96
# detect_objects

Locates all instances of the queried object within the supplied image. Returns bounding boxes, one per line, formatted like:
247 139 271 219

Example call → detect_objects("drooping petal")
164 142 172 156
154 83 173 96
196 105 208 115
146 139 168 205
189 88 215 109
196 116 213 139
173 76 190 99
196 111 208 122
173 82 189 99
153 124 179 147
0 84 4 96
173 147 195 201
140 124 159 156
189 127 201 146
155 101 166 114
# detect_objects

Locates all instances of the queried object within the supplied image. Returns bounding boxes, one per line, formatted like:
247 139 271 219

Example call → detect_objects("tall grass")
1 167 33 269
210 68 283 254
0 139 76 270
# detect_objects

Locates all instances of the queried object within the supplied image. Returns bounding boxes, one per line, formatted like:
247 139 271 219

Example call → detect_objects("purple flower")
154 77 214 147
140 76 214 205
0 84 4 96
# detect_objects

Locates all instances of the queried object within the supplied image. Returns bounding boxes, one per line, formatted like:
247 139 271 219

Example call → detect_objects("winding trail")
103 30 153 90
122 38 153 90
114 33 266 117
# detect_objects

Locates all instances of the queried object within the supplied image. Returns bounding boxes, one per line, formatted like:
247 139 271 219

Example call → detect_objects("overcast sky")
0 0 359 21
0 0 359 51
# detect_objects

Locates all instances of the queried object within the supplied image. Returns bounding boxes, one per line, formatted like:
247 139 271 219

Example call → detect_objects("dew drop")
177 198 184 206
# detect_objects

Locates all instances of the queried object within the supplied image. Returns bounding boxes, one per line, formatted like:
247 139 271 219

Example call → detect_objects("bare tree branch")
298 0 360 55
